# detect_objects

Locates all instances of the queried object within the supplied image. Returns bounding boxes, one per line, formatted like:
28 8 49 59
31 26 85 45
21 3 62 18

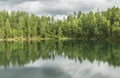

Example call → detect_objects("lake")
0 40 120 78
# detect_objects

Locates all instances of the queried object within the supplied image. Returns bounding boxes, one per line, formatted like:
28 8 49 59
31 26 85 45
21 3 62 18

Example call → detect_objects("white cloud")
16 1 44 12
0 0 119 16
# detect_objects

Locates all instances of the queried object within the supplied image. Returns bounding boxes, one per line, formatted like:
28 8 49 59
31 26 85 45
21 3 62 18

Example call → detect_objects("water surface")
0 40 120 78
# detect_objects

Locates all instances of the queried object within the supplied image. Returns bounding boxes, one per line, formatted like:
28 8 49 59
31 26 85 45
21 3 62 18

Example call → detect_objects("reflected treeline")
0 40 120 67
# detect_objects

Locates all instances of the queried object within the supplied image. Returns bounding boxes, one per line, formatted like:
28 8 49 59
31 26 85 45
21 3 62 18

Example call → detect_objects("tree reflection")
0 40 120 68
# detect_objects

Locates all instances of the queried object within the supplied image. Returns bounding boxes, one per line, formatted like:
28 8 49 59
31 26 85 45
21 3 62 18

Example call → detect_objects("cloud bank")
0 0 119 16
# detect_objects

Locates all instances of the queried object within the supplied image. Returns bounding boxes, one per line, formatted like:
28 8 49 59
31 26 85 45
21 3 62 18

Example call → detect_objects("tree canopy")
0 7 120 40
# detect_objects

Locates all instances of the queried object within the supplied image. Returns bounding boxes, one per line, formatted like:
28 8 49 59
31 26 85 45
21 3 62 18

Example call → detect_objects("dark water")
0 40 120 78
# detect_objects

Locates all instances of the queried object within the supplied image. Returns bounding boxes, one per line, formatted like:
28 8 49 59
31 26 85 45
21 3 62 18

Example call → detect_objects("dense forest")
0 7 120 40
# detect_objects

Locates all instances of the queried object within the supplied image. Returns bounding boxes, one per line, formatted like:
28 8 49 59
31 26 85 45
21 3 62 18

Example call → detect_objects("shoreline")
0 37 119 42
0 37 81 41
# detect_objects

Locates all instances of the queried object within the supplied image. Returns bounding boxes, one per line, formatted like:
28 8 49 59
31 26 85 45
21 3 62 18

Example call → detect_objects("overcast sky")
0 0 120 16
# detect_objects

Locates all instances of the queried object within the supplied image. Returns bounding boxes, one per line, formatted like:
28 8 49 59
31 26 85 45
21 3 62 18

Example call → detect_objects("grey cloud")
0 0 119 16
41 7 71 15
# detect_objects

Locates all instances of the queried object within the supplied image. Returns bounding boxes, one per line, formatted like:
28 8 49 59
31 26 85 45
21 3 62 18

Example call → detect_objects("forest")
0 7 120 40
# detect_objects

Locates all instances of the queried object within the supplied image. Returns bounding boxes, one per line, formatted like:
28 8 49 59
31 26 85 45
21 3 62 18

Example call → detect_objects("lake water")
0 40 120 78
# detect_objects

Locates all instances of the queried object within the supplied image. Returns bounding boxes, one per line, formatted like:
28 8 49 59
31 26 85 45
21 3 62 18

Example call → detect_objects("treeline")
0 7 120 40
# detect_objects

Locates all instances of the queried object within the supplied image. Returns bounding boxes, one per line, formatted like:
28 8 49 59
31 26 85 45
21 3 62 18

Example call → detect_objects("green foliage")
0 7 120 40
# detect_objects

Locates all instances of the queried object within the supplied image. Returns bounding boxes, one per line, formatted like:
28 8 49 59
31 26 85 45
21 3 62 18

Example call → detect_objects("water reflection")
0 40 120 78
0 40 120 67
0 63 71 78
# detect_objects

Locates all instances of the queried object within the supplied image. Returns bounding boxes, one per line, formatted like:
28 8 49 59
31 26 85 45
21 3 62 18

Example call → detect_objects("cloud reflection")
0 63 71 78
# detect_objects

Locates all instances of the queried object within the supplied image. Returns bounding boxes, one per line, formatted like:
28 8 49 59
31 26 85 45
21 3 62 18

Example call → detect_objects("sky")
0 0 120 17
